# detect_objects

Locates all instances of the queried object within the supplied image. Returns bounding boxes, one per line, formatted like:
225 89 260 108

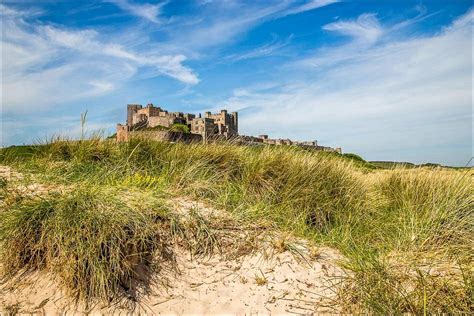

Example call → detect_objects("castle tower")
231 111 238 134
127 104 142 126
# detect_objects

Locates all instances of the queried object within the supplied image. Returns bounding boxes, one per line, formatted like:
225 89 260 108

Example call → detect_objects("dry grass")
0 185 172 303
0 137 472 313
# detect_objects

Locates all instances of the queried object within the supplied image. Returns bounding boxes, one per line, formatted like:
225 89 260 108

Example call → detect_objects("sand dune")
0 169 346 314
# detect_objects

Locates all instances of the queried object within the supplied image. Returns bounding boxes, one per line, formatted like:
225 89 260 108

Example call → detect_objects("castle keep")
117 103 237 142
116 103 341 153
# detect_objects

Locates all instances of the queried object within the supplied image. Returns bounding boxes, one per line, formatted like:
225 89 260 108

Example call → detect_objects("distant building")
117 103 237 142
116 102 341 153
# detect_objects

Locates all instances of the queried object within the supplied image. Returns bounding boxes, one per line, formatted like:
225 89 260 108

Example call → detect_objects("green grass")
0 137 472 313
370 160 417 169
334 169 473 313
1 185 171 302
141 125 169 131
169 123 190 133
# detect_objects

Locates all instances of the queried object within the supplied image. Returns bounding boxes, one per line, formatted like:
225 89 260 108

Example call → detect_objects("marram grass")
0 185 171 302
0 137 472 313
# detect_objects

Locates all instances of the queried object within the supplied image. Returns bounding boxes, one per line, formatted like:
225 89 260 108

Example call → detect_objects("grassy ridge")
1 138 472 313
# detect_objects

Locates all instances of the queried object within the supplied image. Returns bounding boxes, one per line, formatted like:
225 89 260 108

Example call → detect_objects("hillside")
0 138 472 314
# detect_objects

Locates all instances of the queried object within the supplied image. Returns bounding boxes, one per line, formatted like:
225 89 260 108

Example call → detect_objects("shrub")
170 123 190 133
0 186 171 302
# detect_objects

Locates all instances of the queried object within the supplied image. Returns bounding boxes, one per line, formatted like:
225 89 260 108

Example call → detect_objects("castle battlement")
116 103 341 153
119 103 238 142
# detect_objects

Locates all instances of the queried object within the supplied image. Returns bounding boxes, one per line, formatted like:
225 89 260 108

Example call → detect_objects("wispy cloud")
1 4 198 113
105 0 166 23
323 13 383 44
158 0 337 57
298 13 390 69
225 35 293 62
279 0 339 17
221 9 473 166
0 3 42 17
163 3 287 54
2 0 336 114
42 25 199 84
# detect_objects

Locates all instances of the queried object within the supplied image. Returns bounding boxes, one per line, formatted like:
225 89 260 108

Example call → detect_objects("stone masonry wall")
117 129 202 144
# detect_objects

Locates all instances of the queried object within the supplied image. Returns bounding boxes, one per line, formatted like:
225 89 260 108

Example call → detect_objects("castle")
116 103 341 153
117 103 237 142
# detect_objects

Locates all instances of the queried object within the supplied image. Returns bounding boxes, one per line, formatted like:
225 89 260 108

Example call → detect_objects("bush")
0 186 170 302
342 153 366 163
170 123 190 133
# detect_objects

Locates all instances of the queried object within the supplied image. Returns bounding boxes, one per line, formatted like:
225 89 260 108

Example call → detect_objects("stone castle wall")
116 125 202 144
130 130 202 143
116 124 129 142
126 104 237 140
204 110 238 137
118 103 341 153
148 116 174 128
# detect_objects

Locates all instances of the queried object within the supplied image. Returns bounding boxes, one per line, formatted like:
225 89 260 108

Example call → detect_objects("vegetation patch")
169 123 190 133
0 137 472 313
0 185 172 303
139 123 190 134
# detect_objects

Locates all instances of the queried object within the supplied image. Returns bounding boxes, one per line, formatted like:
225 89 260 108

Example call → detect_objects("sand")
1 247 345 314
0 165 348 314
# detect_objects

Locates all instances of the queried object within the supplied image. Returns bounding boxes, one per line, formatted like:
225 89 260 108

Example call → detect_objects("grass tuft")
0 185 171 302
0 137 472 313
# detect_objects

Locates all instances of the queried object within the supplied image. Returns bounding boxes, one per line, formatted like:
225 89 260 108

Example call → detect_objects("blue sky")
1 0 472 166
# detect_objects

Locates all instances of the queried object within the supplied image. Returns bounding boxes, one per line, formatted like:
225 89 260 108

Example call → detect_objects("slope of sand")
1 246 345 314
0 165 347 314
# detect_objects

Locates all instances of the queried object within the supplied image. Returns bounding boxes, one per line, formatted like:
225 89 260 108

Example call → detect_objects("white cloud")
279 0 339 17
0 3 42 17
4 0 340 112
225 35 293 62
164 4 286 53
1 5 199 113
159 0 337 56
221 9 473 166
323 13 383 44
41 25 199 84
106 0 165 23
